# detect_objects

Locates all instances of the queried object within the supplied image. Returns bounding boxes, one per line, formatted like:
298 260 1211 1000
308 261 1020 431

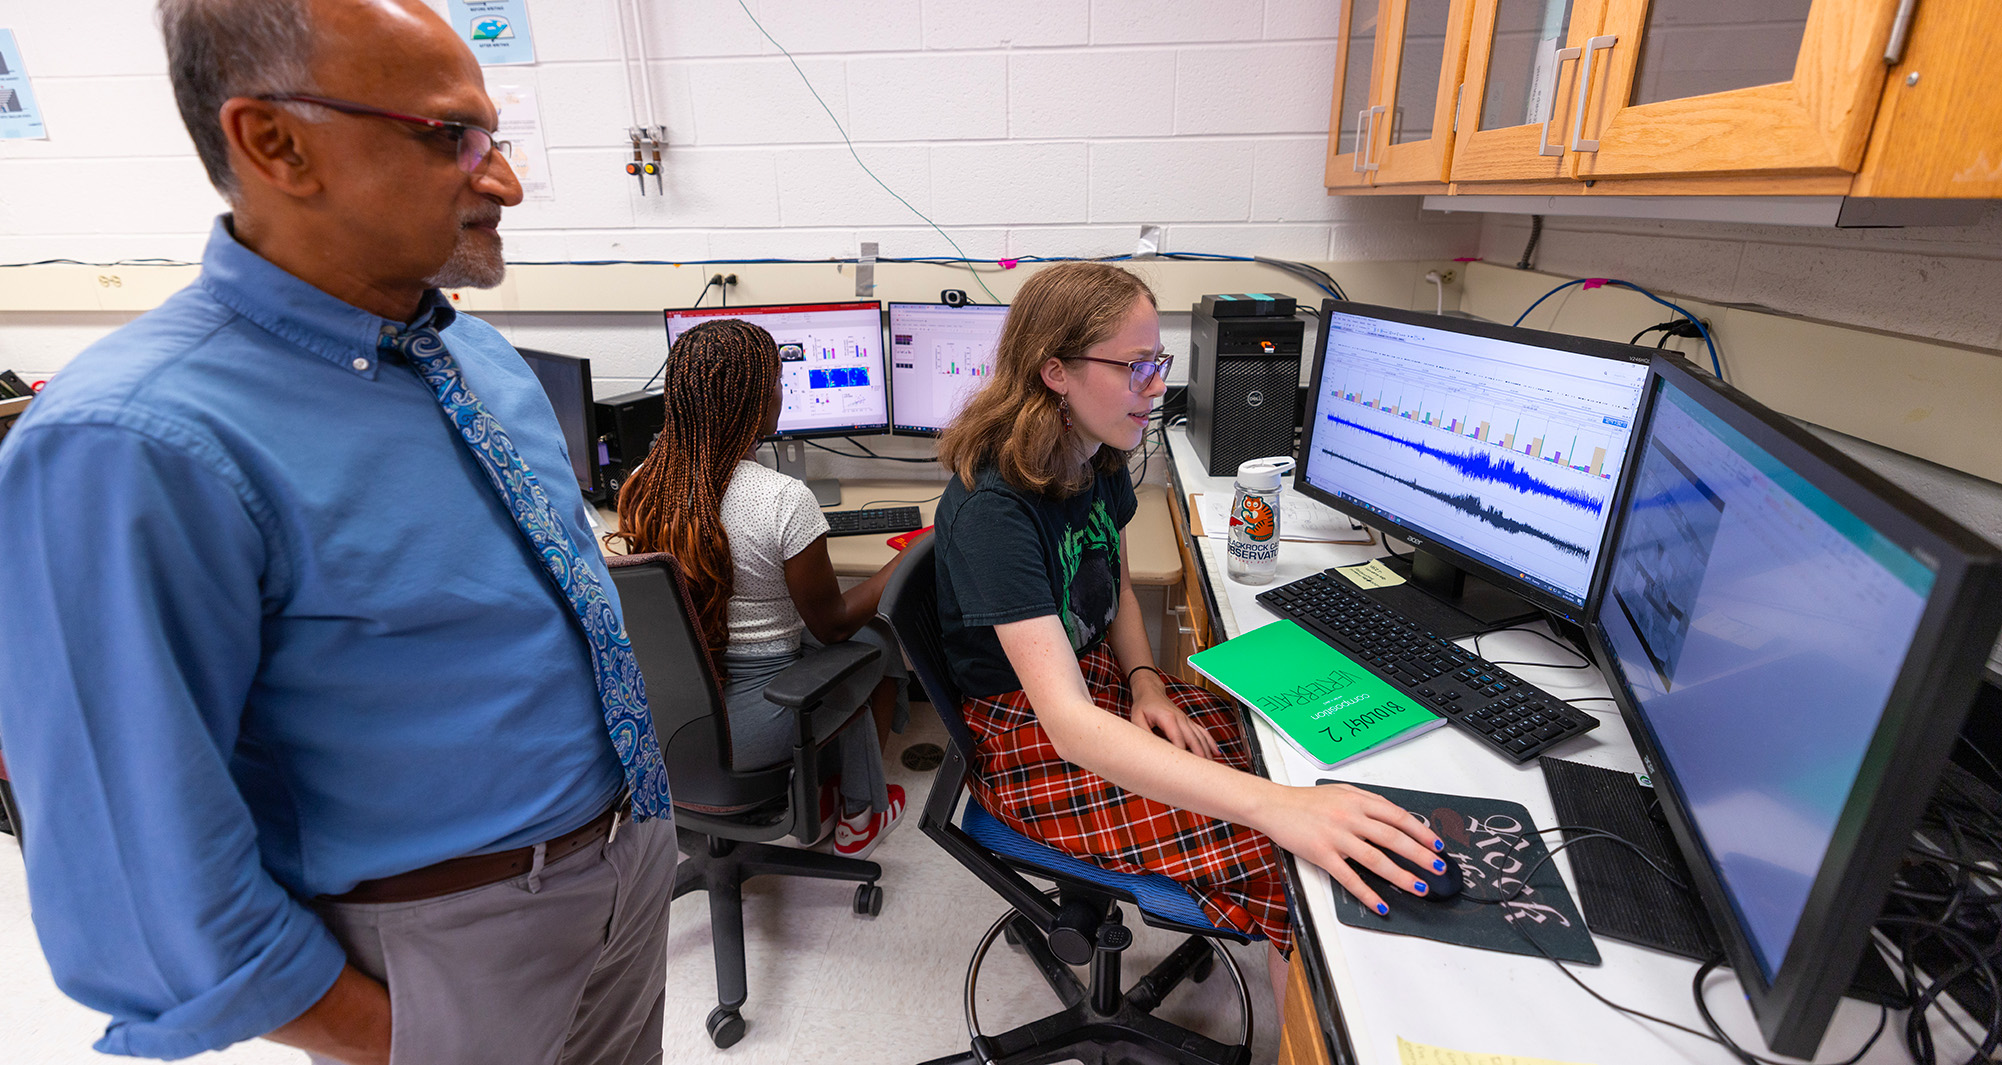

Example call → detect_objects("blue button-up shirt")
0 218 626 1058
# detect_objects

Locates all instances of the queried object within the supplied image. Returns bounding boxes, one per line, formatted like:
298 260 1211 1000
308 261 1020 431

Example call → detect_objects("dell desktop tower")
1186 294 1305 477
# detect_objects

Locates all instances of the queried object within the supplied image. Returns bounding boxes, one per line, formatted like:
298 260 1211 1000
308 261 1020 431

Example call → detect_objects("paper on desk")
1191 492 1370 543
1397 1037 1596 1065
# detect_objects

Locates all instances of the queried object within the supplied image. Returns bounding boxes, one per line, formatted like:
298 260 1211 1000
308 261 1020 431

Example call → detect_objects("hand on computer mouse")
1386 848 1464 901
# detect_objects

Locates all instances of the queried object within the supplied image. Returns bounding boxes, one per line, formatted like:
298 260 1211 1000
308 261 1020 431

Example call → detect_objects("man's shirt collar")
195 215 459 378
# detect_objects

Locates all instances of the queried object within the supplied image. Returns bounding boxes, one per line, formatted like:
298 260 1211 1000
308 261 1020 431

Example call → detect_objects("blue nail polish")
1375 902 1388 915
1414 881 1427 893
1433 839 1445 851
1433 859 1446 873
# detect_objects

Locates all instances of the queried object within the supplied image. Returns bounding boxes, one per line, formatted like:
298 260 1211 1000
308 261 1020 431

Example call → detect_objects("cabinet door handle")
1569 35 1617 152
1353 109 1368 171
1538 47 1583 157
1361 105 1386 172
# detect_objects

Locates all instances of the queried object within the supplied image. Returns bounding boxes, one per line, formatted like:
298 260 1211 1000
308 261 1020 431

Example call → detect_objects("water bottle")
1227 456 1296 584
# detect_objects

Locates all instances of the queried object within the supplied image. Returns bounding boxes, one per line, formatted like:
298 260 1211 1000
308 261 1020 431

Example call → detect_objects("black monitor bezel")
516 346 602 502
661 300 890 441
1292 299 1656 622
1585 354 2002 1057
885 300 1012 436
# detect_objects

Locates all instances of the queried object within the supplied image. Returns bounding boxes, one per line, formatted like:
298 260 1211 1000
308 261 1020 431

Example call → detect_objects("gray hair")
159 0 319 201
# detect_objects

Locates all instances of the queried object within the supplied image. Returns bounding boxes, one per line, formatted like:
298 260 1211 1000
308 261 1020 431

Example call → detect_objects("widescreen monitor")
1591 355 2002 1057
662 301 889 439
887 301 1010 434
1294 301 1652 625
517 347 600 501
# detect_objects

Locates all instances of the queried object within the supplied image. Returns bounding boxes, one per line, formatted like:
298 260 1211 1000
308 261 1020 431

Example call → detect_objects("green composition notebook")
1187 620 1445 770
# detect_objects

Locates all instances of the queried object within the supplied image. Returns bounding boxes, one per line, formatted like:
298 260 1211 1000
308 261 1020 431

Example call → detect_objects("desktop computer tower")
1186 295 1306 477
594 389 664 497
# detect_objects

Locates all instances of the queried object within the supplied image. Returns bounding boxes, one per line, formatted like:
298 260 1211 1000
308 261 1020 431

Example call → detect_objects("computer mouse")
1387 849 1463 900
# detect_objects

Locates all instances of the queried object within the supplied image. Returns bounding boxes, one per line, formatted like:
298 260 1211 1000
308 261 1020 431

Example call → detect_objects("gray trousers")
307 812 676 1065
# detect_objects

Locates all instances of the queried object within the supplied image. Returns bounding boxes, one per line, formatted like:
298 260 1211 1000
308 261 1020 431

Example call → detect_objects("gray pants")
307 812 677 1065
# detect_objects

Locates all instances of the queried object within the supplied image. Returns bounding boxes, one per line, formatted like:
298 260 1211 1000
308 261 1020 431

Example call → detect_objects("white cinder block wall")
0 0 1481 397
1474 209 2002 352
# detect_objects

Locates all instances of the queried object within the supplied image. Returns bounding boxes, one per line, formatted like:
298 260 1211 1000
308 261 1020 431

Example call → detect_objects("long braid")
609 319 782 667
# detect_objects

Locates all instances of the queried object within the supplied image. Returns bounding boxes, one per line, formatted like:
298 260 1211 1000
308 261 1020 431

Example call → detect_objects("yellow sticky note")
1397 1037 1596 1065
1335 559 1406 590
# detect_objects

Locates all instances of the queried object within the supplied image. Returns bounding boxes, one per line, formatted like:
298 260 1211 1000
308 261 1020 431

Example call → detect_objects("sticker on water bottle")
1232 494 1277 542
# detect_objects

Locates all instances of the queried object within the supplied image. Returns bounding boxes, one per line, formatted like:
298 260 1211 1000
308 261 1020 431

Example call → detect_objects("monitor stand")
1369 547 1540 640
1539 757 1904 1008
771 439 842 507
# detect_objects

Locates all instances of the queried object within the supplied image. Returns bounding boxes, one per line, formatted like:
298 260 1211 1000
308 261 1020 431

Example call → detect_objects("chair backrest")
606 552 740 803
876 536 976 757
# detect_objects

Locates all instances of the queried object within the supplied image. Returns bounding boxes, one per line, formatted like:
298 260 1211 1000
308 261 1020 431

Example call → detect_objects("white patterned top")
721 460 829 655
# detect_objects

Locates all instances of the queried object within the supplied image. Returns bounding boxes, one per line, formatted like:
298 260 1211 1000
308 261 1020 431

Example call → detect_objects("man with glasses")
0 2 676 1063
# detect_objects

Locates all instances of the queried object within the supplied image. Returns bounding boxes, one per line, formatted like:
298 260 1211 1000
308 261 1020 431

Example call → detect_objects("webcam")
941 289 969 307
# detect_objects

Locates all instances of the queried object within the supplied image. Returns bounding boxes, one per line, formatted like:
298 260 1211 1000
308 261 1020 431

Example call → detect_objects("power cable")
732 0 1002 305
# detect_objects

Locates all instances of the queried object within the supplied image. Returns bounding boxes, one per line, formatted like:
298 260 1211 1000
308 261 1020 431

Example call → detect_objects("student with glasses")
932 262 1444 1008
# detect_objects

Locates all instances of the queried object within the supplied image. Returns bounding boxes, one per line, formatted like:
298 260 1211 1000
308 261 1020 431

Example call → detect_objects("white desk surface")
1163 426 1962 1065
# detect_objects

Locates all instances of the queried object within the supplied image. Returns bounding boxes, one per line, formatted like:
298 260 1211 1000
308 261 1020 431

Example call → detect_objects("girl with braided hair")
610 317 914 856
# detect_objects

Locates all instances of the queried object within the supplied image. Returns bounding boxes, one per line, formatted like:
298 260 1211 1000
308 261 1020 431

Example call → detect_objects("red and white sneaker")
833 784 906 859
807 780 839 846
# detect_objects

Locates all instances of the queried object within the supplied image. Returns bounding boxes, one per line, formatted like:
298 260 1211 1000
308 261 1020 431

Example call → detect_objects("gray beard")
424 227 506 289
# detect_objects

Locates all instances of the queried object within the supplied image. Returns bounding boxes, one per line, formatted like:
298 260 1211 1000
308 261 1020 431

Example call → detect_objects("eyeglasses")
257 93 511 174
1066 353 1174 393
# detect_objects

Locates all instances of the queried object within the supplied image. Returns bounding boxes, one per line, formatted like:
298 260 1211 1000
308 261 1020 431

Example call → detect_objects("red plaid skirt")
962 645 1293 952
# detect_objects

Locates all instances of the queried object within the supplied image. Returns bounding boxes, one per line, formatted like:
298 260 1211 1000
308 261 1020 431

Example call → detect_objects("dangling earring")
1058 395 1073 429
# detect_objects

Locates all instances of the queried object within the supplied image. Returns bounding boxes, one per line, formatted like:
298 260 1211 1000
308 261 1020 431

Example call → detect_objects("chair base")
919 907 1251 1065
671 826 881 1048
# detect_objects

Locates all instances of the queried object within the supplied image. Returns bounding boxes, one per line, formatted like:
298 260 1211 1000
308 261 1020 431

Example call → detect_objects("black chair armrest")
763 641 881 710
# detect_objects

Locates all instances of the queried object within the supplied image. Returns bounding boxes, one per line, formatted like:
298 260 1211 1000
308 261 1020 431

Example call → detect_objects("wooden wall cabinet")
1323 0 1474 192
1450 0 1606 184
1572 0 1900 181
1337 0 2002 200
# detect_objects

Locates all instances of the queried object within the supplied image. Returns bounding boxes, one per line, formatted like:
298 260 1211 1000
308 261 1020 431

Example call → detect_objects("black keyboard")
824 505 923 537
1256 570 1597 763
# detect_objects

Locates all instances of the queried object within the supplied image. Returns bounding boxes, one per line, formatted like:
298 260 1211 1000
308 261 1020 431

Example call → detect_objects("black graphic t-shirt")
935 464 1138 698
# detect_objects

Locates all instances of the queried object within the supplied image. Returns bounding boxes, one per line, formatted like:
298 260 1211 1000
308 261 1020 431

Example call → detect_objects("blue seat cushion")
960 799 1254 938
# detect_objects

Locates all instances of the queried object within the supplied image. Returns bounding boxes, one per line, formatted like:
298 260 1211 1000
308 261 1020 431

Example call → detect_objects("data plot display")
889 302 1010 433
663 301 888 437
1301 309 1650 608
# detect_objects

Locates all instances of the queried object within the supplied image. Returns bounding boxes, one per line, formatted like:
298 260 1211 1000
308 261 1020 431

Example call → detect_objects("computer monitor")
517 347 601 502
662 301 889 440
1294 301 1653 632
887 301 1010 434
1590 355 2002 1057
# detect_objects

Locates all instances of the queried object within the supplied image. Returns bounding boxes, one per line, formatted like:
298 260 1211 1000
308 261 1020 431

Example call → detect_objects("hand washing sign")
449 0 534 65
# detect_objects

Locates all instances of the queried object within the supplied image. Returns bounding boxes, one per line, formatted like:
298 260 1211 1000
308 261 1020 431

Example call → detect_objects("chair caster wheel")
854 883 884 916
705 1006 744 1048
1191 952 1216 983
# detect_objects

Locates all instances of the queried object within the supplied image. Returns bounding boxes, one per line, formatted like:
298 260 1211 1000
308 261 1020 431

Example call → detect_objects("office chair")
878 538 1254 1065
607 552 887 1049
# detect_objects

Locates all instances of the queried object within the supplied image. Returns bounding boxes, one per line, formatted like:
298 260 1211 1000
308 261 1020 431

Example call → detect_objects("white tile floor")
0 705 1280 1064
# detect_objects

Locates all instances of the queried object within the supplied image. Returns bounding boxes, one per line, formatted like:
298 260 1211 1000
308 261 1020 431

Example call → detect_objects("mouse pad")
1319 779 1600 965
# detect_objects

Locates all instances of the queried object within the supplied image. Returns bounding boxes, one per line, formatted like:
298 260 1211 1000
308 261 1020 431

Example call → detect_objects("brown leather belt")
320 802 623 905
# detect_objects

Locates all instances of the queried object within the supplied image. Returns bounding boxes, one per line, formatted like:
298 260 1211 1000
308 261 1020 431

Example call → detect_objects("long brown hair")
607 318 781 663
938 262 1155 496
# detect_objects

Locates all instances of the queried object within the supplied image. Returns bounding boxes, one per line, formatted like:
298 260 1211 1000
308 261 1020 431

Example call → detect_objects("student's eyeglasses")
1066 353 1174 393
257 93 511 174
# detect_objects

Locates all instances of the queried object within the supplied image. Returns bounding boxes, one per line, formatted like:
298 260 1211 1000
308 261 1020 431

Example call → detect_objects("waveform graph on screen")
1314 395 1619 580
